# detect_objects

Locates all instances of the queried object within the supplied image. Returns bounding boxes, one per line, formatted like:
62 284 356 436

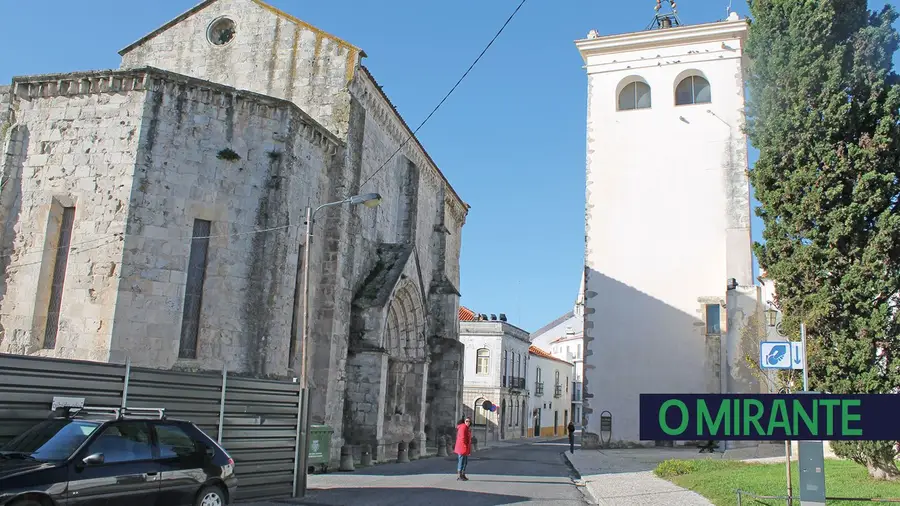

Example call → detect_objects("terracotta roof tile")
459 306 476 321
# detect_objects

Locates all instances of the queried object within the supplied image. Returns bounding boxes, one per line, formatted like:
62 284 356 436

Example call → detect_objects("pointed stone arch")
383 278 427 360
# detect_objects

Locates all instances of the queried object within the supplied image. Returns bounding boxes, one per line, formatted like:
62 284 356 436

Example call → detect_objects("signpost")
759 323 822 505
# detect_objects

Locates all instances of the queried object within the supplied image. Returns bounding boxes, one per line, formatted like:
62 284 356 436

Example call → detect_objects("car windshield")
0 419 101 462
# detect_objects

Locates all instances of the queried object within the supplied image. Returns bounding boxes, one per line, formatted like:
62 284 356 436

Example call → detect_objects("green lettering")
841 399 862 436
743 399 765 436
659 400 689 435
819 399 840 435
792 399 818 436
734 398 740 433
768 399 791 436
698 399 730 436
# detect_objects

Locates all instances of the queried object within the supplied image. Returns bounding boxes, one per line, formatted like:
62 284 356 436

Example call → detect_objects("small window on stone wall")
207 17 236 46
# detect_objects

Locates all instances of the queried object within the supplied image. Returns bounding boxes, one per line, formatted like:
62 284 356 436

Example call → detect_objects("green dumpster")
307 424 333 473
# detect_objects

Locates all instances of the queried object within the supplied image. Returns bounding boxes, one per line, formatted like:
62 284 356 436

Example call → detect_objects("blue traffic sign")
760 341 792 369
791 341 804 370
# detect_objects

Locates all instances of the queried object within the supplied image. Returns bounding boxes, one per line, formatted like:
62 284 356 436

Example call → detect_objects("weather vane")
648 0 682 30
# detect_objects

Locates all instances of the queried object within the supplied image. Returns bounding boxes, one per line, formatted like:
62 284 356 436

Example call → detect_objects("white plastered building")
576 10 765 448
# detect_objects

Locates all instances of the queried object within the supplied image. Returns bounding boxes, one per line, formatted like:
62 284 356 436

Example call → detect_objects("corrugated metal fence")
0 353 302 502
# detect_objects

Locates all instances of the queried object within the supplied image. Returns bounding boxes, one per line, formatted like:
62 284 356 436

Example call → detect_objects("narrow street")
247 437 592 506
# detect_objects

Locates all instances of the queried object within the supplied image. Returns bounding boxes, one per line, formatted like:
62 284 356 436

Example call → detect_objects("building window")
675 75 711 105
43 206 76 349
474 399 487 426
577 343 582 359
705 304 721 335
179 219 211 359
207 17 236 46
502 351 508 385
618 80 652 110
476 348 490 375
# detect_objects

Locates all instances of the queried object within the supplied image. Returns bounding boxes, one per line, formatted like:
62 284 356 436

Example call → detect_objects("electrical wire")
358 0 528 189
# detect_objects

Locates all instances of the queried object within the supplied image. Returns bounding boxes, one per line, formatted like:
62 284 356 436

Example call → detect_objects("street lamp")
292 192 382 498
765 307 778 327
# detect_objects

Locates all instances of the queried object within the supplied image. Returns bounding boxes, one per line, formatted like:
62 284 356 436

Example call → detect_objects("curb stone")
563 451 600 505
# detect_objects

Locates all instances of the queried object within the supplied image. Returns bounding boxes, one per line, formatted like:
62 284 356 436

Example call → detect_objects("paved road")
245 438 592 506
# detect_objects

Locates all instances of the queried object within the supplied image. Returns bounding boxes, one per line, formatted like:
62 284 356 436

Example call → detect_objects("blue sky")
1 0 898 333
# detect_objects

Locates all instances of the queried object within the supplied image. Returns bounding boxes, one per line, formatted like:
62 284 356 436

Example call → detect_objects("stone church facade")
0 0 467 462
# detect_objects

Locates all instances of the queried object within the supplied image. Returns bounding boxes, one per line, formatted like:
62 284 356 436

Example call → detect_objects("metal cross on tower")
648 0 682 30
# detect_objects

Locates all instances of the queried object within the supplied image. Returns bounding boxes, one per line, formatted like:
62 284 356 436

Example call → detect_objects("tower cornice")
575 18 748 63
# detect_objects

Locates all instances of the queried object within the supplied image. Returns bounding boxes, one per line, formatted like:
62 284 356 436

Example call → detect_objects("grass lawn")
654 458 900 506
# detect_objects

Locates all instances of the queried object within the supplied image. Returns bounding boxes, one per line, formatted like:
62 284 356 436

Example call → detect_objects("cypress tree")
745 0 900 479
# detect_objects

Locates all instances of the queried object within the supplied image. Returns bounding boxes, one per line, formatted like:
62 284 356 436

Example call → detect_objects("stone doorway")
344 274 429 462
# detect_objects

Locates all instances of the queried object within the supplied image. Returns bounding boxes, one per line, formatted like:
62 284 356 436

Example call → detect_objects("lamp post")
292 192 382 498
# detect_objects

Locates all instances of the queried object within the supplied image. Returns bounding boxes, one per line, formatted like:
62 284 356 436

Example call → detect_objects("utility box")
307 425 333 473
798 440 826 505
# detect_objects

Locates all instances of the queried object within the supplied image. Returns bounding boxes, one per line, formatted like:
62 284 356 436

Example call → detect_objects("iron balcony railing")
554 384 562 398
509 377 526 390
534 382 544 396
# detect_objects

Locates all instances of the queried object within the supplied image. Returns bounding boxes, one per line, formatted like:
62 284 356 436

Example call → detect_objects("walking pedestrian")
567 421 576 454
455 416 472 481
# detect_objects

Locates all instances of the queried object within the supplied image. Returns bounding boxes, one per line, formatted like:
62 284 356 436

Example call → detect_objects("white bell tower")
576 7 754 446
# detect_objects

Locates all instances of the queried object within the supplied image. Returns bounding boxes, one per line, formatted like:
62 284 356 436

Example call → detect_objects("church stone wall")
119 0 359 139
0 87 11 138
107 70 340 376
3 0 468 464
0 77 146 361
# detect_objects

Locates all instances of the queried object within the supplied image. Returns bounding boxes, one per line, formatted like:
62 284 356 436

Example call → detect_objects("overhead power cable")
358 0 528 189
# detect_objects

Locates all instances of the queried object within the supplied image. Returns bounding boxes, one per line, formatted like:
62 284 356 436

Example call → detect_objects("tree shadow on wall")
288 487 531 506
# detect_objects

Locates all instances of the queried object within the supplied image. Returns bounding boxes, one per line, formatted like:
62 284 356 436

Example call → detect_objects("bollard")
339 445 355 472
445 434 453 456
472 435 478 452
360 443 372 467
408 439 419 460
397 441 409 463
437 435 448 457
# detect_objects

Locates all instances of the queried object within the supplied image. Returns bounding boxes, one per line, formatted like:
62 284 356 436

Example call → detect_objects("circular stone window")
207 17 236 46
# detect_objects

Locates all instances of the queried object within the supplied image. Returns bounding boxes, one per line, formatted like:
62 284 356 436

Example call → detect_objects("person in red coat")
454 416 472 480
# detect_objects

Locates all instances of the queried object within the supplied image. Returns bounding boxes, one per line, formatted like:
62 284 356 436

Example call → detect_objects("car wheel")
11 499 44 506
195 485 226 506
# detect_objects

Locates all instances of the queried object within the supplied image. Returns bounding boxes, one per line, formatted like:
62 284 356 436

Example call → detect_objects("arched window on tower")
675 75 711 105
618 80 652 111
476 348 490 375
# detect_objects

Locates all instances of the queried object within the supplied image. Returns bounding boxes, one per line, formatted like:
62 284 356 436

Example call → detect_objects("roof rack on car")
64 406 167 420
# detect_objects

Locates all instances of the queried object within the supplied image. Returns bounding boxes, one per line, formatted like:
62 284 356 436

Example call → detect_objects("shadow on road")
338 441 573 478
275 487 532 506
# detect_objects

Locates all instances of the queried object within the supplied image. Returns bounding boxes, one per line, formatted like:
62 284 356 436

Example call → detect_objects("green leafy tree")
745 0 900 480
